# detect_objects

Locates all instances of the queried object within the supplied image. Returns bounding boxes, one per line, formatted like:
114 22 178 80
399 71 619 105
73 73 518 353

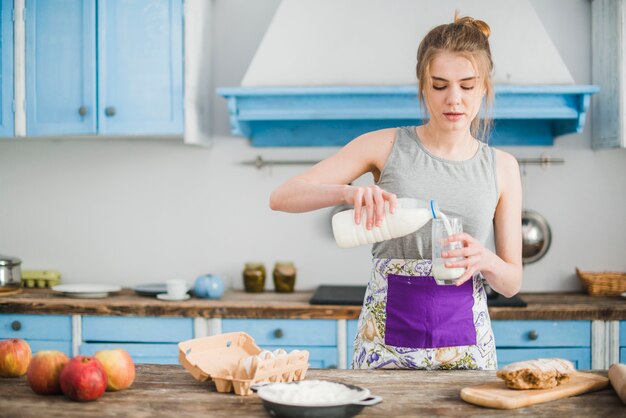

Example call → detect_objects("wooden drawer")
222 319 336 347
82 316 193 343
492 321 590 348
80 342 180 365
0 314 71 341
497 348 591 369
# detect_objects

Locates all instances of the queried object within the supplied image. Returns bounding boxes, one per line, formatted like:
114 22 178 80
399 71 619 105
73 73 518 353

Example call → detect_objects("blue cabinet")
222 319 339 369
80 316 193 365
0 0 14 137
25 0 96 136
0 314 72 356
619 321 626 363
24 0 183 137
347 319 358 368
493 320 591 369
97 0 183 135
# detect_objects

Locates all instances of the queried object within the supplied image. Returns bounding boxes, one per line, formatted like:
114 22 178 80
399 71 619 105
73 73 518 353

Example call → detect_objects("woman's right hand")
344 185 397 230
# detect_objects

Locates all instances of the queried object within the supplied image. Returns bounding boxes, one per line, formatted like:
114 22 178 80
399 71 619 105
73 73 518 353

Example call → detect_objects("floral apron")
351 258 497 370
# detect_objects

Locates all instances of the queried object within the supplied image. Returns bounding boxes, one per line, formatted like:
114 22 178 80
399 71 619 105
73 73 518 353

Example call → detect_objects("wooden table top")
1 288 625 320
0 365 621 417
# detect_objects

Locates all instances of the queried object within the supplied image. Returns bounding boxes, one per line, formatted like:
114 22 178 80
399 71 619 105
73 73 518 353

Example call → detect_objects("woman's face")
424 51 485 135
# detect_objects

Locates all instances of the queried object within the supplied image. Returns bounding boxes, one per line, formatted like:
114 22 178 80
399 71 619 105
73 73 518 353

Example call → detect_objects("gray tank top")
373 126 499 260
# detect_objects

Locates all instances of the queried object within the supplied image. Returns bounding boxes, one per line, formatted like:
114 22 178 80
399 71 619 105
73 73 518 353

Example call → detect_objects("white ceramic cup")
166 279 189 298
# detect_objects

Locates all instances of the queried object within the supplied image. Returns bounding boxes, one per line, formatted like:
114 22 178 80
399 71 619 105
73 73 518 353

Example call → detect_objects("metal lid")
0 255 22 266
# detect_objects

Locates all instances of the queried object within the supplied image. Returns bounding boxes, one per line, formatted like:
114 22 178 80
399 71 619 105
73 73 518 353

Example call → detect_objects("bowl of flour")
255 380 381 418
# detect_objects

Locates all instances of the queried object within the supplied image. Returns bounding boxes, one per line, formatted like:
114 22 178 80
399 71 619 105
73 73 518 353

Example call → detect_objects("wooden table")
1 288 626 320
0 365 621 417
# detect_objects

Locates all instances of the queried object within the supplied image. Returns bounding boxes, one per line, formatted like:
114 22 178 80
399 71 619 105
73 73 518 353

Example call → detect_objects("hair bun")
454 14 491 39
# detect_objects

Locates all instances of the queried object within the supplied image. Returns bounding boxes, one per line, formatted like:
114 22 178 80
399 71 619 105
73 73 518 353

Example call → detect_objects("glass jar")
243 262 266 293
273 262 296 293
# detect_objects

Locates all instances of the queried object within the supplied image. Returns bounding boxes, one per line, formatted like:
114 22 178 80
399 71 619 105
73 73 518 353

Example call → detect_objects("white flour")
258 380 364 405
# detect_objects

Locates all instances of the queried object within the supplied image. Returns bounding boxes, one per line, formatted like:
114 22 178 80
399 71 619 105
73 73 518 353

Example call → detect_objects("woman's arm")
270 128 398 228
443 149 523 297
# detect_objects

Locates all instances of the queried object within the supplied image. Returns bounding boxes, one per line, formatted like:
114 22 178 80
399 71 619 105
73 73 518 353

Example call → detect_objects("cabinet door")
25 0 96 135
98 0 183 135
0 314 73 356
0 0 14 137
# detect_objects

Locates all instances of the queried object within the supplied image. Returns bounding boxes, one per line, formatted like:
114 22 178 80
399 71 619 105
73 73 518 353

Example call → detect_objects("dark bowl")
256 381 381 418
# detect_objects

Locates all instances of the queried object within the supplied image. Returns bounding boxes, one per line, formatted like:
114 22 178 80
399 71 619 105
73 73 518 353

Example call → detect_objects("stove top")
309 285 527 307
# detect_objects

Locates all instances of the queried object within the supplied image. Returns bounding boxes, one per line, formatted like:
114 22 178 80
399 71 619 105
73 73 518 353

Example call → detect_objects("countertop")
0 365 621 417
1 288 625 320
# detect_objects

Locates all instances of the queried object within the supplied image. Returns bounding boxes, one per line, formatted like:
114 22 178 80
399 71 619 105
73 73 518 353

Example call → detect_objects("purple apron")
384 274 476 348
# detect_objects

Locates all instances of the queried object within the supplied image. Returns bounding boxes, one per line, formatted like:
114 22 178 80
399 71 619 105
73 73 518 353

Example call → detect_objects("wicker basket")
576 268 626 296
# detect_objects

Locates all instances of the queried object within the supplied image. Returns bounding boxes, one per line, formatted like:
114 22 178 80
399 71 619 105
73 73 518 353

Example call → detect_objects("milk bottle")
331 198 439 248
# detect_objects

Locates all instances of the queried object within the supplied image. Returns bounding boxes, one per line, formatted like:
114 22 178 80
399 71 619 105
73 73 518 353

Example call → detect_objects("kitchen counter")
0 288 625 320
0 365 620 417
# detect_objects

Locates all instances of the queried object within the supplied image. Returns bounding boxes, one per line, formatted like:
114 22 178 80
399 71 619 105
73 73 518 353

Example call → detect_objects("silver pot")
521 210 552 264
0 255 22 289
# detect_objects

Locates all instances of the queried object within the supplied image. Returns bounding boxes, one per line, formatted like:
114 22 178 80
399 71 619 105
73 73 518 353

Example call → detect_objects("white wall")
0 0 624 293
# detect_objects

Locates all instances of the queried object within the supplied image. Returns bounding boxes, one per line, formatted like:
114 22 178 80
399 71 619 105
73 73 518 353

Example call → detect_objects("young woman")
270 15 522 370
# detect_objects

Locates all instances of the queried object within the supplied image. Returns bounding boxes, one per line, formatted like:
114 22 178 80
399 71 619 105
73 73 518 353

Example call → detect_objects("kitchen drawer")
620 321 626 346
0 314 72 341
621 348 626 364
26 340 72 356
222 319 336 347
262 346 338 369
347 320 359 368
497 348 591 369
492 321 591 348
82 316 193 343
80 342 179 365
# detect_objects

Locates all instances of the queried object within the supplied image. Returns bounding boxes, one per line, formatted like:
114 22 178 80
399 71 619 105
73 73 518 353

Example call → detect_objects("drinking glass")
432 216 466 285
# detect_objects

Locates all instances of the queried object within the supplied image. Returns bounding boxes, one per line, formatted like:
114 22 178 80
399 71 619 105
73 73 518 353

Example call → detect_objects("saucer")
156 293 190 301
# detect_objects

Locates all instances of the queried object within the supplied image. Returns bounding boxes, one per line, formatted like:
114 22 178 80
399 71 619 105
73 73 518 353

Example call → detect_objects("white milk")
332 198 436 248
432 212 466 284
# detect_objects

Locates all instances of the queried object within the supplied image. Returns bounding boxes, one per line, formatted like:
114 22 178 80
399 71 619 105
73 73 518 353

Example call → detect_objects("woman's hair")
416 13 494 142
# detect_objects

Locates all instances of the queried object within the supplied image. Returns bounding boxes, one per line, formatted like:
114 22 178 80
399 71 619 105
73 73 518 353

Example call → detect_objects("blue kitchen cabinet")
222 319 339 368
619 321 626 363
347 319 591 369
0 314 72 356
347 319 358 368
25 0 96 136
0 0 14 137
97 0 183 135
493 320 591 369
24 0 182 137
80 316 193 364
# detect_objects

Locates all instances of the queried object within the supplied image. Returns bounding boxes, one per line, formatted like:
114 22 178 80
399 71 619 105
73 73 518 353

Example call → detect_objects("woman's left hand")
441 233 495 286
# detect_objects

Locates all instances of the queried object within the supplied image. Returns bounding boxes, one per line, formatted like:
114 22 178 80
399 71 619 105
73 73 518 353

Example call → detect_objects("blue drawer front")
620 321 626 346
621 348 626 364
497 348 591 370
26 340 72 356
80 342 180 365
262 345 338 369
492 321 590 347
82 316 193 343
222 319 336 346
347 320 359 368
0 314 72 341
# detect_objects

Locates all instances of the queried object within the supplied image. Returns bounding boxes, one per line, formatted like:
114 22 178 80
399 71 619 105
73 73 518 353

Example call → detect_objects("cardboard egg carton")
178 332 309 396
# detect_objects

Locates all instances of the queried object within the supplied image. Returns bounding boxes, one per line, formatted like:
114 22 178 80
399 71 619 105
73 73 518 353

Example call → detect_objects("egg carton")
21 270 61 288
178 332 309 396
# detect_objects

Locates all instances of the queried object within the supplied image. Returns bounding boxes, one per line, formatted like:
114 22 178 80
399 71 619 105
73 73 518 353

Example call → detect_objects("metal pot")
521 210 552 264
255 381 382 418
0 255 21 289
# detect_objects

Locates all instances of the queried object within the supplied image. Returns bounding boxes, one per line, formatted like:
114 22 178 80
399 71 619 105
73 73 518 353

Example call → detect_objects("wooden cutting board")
460 371 609 410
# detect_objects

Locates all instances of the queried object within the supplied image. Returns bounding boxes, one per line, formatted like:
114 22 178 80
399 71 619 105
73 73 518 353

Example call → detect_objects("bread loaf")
496 358 575 390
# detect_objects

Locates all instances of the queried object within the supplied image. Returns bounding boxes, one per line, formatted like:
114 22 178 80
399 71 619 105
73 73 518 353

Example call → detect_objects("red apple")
94 349 135 391
0 338 32 377
26 350 69 395
59 355 107 401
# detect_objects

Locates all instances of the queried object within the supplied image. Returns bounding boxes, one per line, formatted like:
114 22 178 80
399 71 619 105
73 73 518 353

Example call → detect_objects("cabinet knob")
11 321 21 331
528 330 539 340
78 106 88 116
105 106 116 117
273 328 284 339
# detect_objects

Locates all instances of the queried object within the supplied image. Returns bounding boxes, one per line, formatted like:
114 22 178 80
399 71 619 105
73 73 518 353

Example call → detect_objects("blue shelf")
217 85 599 147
